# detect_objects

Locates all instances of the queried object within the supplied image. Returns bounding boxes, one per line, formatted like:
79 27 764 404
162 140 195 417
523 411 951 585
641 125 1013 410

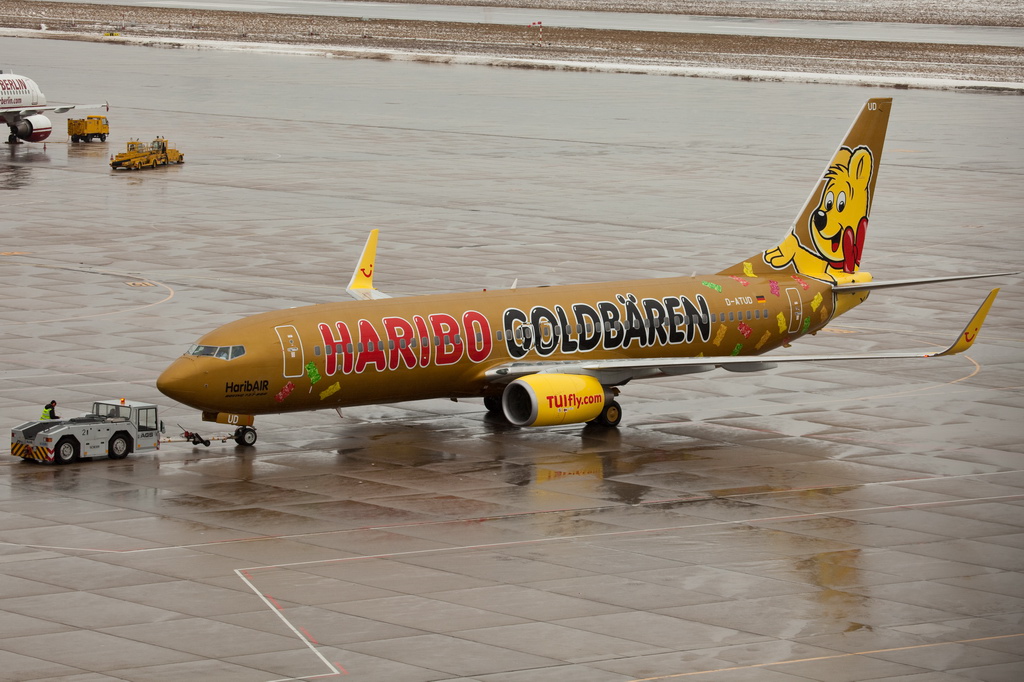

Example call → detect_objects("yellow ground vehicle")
110 138 184 170
68 115 109 142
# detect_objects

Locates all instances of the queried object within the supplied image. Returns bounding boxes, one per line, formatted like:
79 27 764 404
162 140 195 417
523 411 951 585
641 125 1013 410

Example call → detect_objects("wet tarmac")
1 37 1023 681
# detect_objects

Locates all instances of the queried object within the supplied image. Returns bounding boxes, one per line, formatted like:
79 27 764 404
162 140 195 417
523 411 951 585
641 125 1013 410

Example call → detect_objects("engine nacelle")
10 114 52 142
502 373 608 427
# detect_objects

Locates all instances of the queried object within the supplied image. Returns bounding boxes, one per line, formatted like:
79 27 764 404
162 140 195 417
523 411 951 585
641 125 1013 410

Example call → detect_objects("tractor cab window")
94 403 130 419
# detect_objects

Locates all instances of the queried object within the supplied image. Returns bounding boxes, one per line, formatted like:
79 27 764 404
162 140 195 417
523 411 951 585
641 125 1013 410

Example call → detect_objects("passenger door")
275 325 306 378
786 288 803 333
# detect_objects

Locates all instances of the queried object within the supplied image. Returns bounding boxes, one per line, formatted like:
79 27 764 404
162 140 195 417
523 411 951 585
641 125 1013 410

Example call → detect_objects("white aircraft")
0 72 106 143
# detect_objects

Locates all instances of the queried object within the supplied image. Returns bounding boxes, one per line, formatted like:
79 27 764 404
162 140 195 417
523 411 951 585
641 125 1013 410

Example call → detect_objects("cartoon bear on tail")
764 145 873 283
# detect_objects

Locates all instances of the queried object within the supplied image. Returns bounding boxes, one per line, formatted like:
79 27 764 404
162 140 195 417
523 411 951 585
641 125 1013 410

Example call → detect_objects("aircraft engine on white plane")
9 114 52 142
502 373 610 427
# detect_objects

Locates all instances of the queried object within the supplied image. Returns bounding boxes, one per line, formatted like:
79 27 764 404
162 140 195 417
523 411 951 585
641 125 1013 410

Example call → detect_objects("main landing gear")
483 395 502 414
234 426 257 447
588 400 622 428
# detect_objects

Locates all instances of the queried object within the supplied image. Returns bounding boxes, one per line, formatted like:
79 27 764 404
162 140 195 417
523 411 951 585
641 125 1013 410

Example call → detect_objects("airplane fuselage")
0 74 44 109
0 75 50 142
158 273 860 418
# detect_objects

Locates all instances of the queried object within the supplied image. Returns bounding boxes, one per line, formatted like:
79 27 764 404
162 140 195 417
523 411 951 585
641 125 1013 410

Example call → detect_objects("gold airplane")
158 98 1013 446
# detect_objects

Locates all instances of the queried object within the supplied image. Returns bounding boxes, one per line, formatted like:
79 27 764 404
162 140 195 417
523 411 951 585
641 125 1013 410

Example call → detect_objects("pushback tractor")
11 399 164 464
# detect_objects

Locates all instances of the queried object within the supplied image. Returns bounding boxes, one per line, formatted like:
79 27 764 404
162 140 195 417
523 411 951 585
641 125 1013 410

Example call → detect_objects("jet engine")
502 373 609 427
9 114 52 142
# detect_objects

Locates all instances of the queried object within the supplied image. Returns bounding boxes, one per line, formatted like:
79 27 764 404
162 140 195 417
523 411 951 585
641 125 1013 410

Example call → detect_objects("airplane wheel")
54 437 80 465
234 426 257 447
483 395 502 414
591 400 622 428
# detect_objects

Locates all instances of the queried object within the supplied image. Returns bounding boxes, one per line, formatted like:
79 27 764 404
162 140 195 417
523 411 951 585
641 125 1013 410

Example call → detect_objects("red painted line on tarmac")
300 626 319 645
334 662 349 675
264 594 283 610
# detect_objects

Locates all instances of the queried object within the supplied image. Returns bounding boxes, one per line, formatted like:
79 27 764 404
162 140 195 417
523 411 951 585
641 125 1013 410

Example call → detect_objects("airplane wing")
5 103 108 118
345 229 392 300
483 288 1001 386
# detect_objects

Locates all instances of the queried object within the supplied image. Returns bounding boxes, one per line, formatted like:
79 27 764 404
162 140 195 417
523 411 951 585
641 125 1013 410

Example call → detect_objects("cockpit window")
186 344 246 361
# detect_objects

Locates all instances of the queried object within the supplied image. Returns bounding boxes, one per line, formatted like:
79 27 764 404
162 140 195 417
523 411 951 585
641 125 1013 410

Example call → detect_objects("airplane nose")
157 357 203 406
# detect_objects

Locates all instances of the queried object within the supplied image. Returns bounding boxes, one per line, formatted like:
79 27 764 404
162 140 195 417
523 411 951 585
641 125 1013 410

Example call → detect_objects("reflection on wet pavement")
4 406 1021 679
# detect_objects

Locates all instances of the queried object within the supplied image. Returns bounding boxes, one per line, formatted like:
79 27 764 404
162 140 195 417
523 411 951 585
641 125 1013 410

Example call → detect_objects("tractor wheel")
53 437 80 465
108 433 131 460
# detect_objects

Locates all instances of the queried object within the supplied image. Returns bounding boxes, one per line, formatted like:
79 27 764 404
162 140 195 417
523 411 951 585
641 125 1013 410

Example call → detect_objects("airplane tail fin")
346 229 392 300
719 98 892 285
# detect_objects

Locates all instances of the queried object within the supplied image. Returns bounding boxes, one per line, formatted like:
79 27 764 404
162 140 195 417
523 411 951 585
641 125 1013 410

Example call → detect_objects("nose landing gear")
234 426 258 447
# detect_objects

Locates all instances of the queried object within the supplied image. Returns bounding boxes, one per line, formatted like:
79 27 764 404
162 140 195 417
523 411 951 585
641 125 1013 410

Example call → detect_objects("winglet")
932 288 999 357
345 230 391 300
